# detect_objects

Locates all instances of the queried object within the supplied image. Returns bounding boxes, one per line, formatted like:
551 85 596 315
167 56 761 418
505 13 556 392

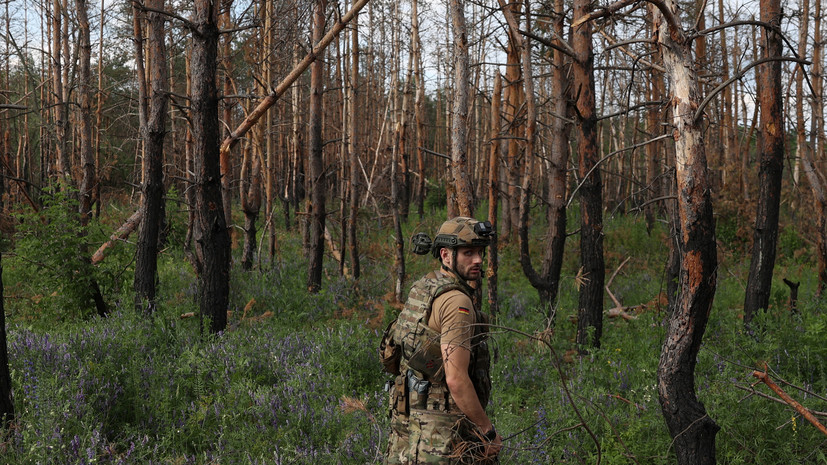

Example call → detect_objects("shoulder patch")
458 307 470 315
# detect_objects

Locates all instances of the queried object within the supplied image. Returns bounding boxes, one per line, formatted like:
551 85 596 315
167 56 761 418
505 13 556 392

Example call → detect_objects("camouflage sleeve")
429 290 475 351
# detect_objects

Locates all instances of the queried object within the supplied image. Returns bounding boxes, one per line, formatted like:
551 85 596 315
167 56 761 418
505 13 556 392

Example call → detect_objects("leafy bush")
8 188 120 322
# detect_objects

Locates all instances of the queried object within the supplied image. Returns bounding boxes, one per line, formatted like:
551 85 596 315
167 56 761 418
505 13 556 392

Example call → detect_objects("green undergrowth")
1 200 826 463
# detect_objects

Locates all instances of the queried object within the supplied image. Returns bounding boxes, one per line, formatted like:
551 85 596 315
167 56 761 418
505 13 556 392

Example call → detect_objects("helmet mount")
409 217 495 279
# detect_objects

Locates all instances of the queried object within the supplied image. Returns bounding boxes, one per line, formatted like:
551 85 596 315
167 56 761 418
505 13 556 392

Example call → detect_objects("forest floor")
1 199 826 464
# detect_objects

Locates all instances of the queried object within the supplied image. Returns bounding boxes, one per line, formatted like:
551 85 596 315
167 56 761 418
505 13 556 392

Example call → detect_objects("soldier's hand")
484 431 502 458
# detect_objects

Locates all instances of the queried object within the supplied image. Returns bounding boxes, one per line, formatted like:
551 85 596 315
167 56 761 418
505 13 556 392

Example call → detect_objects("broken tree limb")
733 383 827 418
218 0 371 160
752 369 827 437
605 257 637 320
91 209 142 265
782 278 800 313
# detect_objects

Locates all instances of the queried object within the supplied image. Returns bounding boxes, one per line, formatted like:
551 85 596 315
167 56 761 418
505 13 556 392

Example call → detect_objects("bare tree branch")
567 134 671 208
519 28 576 58
694 56 810 123
133 1 196 29
219 0 371 158
573 0 682 41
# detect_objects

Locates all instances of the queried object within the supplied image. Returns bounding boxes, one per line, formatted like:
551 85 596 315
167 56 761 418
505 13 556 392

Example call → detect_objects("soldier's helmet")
430 217 494 258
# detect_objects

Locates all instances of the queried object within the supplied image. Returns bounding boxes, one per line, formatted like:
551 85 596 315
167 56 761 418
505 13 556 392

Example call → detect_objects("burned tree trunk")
800 148 827 295
645 23 664 233
487 73 502 320
794 0 809 188
500 0 523 238
744 0 784 326
239 139 262 271
192 0 231 333
391 130 405 302
134 0 169 312
307 0 327 293
654 2 720 463
572 0 604 351
74 0 108 318
511 1 566 316
77 0 95 222
53 0 70 184
220 7 234 233
348 10 361 280
412 0 426 220
538 0 570 313
576 0 721 458
449 0 474 217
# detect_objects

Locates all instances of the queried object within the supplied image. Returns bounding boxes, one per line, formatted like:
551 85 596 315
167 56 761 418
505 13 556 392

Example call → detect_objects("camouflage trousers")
385 409 498 464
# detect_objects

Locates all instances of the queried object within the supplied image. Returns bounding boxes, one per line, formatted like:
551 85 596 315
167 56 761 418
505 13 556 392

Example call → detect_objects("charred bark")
220 6 234 233
53 0 70 184
817 204 827 296
449 0 474 217
800 146 827 295
348 12 361 280
572 0 604 351
487 73 502 320
77 0 94 223
513 2 565 316
392 138 405 303
501 0 524 238
654 2 720 462
192 0 231 333
307 0 327 293
134 0 169 312
541 0 570 313
240 142 262 271
744 0 784 326
412 0 426 220
645 25 664 233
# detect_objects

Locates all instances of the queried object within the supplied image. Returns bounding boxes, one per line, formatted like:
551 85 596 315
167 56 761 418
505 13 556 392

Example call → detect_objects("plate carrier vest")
391 271 492 412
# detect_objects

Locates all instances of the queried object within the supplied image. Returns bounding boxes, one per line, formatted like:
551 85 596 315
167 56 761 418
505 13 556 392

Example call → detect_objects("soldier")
382 217 502 464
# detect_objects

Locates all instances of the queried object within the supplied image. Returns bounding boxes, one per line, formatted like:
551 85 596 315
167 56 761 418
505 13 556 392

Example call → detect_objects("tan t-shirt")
428 289 475 351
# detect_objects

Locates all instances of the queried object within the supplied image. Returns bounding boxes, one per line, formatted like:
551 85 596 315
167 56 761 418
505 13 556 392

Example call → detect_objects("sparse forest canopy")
0 0 826 462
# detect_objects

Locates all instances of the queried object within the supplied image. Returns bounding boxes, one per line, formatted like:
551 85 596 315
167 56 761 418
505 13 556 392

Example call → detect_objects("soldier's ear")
439 247 451 265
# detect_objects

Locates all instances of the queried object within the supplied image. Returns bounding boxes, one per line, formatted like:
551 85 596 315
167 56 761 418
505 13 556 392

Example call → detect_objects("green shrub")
8 188 120 322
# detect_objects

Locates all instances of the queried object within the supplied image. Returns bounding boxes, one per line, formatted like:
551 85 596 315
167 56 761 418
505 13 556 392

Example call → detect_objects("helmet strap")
441 248 473 293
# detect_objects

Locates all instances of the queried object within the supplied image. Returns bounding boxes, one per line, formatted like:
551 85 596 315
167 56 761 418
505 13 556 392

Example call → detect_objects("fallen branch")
607 393 646 411
733 383 827 418
605 257 637 320
91 209 142 265
752 369 827 437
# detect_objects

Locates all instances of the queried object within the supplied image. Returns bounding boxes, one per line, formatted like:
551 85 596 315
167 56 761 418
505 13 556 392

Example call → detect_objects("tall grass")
1 203 826 463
